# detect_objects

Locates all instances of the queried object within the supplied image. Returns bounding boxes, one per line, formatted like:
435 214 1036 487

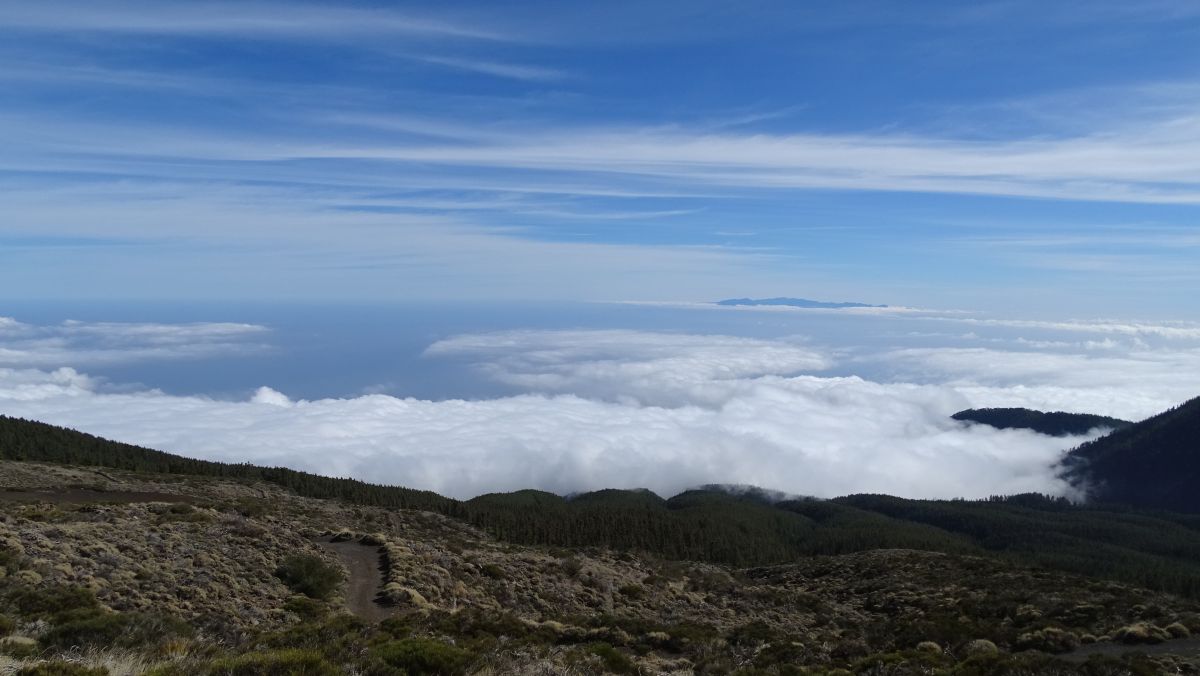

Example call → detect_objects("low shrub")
587 642 638 675
372 637 472 675
962 639 999 657
205 648 340 676
560 558 583 577
41 610 192 651
231 497 269 518
15 662 110 676
1113 622 1171 645
9 585 99 617
1166 621 1191 638
0 614 14 636
1 635 40 659
274 554 343 600
729 620 777 647
617 583 643 599
0 545 22 574
1015 626 1079 653
282 595 328 621
257 613 367 656
155 503 210 524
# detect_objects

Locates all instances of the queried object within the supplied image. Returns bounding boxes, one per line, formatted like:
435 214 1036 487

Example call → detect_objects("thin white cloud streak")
0 182 802 301
0 2 510 42
8 107 1200 205
414 55 567 82
0 317 269 367
320 121 1200 204
6 327 1186 500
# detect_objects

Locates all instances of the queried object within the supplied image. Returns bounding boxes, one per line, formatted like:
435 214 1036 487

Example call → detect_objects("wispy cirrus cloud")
414 55 567 82
7 103 1200 205
0 2 512 42
3 0 1200 310
0 317 270 367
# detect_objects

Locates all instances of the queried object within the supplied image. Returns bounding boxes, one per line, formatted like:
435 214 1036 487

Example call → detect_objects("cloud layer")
5 323 1174 500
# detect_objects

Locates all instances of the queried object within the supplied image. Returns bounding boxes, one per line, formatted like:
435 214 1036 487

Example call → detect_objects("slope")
1060 395 1200 512
953 407 1132 436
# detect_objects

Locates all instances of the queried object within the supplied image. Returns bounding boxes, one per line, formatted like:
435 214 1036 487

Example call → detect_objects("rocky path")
317 538 394 623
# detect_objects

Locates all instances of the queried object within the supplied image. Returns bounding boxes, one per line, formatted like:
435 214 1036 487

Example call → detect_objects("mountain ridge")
1060 395 1200 513
953 407 1133 437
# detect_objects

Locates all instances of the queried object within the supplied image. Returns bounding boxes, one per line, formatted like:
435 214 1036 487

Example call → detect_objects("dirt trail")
317 538 394 623
1059 637 1200 662
0 489 191 504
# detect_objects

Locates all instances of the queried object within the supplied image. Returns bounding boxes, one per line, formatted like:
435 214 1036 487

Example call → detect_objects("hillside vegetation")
952 408 1132 437
6 414 1200 601
1061 395 1200 513
6 413 1200 673
5 461 1200 674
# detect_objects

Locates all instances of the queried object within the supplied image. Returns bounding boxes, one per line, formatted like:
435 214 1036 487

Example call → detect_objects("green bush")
372 638 472 675
1113 622 1172 645
587 642 638 675
282 596 328 621
256 614 366 657
274 554 344 600
205 648 339 676
41 610 192 651
729 620 777 647
0 614 15 636
15 662 110 676
0 636 40 659
9 585 99 617
142 665 191 676
155 503 211 524
231 498 269 518
617 583 643 599
1014 626 1079 653
0 546 22 574
479 563 505 579
561 558 583 577
1166 621 1192 638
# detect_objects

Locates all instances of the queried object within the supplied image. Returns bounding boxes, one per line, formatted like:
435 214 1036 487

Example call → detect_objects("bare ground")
318 538 395 623
1060 637 1200 662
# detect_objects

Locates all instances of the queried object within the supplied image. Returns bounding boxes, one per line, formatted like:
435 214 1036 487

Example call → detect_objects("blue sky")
3 1 1200 316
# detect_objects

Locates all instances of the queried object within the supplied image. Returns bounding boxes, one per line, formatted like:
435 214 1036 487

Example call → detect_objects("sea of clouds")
2 312 1199 500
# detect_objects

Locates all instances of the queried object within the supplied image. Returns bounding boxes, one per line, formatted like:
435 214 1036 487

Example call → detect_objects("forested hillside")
952 407 1131 436
7 414 1200 600
1060 395 1200 512
0 415 459 515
